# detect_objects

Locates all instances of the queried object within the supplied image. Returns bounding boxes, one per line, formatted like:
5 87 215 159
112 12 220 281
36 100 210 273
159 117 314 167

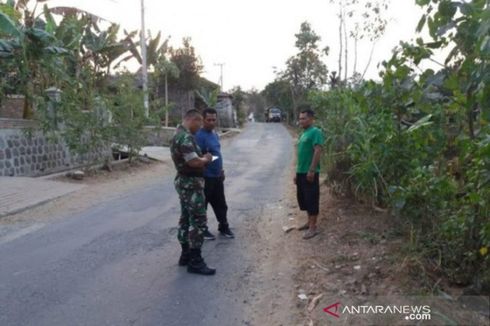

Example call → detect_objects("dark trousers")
296 173 320 216
204 177 229 229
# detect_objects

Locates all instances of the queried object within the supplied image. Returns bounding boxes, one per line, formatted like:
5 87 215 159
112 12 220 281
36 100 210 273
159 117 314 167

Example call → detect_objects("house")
215 92 237 128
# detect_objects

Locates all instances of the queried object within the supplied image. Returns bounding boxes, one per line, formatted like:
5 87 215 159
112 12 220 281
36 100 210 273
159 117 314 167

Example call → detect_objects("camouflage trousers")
174 175 207 249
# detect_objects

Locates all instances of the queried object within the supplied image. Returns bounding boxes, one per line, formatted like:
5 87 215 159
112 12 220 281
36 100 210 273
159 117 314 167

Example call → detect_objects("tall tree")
169 38 203 91
230 86 247 125
330 0 390 83
261 79 294 123
284 21 328 117
246 89 267 122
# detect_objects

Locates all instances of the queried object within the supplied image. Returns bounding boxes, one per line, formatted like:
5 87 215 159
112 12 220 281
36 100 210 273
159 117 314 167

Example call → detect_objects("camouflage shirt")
170 124 204 177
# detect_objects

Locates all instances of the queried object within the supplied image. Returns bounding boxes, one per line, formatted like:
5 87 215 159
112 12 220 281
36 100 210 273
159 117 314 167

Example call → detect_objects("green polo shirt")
297 126 325 173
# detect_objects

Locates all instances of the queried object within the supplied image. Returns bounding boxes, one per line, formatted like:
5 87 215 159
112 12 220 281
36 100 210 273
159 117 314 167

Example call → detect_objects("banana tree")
81 23 136 78
45 5 137 111
48 5 136 82
117 30 170 68
0 1 68 118
116 31 179 123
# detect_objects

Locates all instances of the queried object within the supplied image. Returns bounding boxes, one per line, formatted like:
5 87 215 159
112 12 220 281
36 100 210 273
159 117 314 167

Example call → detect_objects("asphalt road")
0 122 293 326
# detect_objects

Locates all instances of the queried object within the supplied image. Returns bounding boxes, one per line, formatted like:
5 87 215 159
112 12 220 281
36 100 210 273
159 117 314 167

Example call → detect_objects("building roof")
217 92 233 99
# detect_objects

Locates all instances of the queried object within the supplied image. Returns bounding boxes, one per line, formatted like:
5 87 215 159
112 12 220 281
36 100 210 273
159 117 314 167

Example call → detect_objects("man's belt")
178 172 204 178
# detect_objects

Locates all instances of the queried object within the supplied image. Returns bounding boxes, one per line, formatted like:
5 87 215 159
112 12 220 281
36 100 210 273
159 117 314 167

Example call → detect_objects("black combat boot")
178 243 190 266
187 249 216 275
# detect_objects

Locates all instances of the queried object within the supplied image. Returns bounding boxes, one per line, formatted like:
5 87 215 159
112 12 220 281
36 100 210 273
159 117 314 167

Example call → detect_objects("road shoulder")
0 160 173 226
246 161 412 325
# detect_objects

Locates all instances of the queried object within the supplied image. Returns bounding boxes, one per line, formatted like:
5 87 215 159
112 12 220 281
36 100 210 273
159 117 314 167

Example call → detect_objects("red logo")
324 302 342 318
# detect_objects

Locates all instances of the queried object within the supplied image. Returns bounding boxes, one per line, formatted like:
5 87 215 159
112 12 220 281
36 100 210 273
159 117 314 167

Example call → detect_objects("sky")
47 0 427 91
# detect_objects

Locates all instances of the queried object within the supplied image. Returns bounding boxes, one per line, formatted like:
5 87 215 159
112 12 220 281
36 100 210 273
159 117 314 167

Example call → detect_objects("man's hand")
293 175 297 184
203 153 212 163
307 145 322 183
220 169 225 181
187 153 212 168
307 171 315 183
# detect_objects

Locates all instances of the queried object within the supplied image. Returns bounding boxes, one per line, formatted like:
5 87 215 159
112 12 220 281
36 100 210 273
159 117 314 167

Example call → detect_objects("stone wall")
0 119 110 177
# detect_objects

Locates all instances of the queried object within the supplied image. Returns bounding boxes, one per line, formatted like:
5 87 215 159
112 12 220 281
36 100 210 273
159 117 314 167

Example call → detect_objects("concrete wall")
216 96 236 128
166 88 195 124
143 126 239 147
143 127 176 146
0 119 110 177
0 118 37 129
0 96 24 119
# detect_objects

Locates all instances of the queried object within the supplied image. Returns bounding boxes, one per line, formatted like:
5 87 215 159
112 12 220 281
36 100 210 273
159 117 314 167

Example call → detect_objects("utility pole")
214 63 225 90
164 73 169 127
140 0 149 117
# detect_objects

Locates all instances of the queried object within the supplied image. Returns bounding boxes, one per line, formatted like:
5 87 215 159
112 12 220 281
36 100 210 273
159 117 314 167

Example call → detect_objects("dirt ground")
252 170 488 325
247 126 408 325
246 164 416 325
284 181 408 325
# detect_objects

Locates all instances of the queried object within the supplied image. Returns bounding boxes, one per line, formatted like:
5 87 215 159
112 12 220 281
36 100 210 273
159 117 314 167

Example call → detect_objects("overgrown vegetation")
322 0 489 291
0 0 208 162
267 0 489 292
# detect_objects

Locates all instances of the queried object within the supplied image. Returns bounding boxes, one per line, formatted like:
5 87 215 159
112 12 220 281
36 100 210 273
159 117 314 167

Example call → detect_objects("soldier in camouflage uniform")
170 109 216 275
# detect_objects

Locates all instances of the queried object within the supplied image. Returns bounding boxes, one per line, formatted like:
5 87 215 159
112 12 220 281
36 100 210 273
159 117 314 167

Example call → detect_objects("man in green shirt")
295 109 325 239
